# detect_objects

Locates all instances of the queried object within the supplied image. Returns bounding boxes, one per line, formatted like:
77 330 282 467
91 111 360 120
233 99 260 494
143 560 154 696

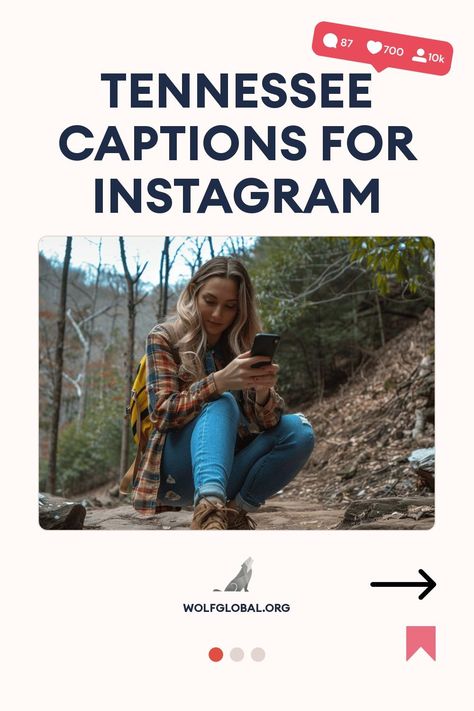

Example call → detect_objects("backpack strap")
119 387 146 495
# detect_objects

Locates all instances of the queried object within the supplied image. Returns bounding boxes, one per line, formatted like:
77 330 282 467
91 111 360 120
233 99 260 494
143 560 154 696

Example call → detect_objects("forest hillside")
285 307 434 507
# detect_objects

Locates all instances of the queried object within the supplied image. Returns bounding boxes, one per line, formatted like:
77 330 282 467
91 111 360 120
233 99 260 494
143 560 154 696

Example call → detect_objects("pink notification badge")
312 21 453 75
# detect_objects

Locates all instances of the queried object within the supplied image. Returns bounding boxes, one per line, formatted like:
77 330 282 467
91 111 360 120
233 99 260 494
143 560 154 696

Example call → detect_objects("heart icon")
367 40 382 55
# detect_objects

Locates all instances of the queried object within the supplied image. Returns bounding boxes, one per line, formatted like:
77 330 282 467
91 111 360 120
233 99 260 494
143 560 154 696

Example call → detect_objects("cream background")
2 1 473 709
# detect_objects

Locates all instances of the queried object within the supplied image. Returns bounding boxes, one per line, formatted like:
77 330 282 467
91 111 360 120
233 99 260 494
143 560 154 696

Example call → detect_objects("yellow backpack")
119 355 152 494
129 355 152 446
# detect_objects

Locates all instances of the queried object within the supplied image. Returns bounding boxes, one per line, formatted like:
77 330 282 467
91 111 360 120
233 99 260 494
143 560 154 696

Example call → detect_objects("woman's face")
196 277 239 345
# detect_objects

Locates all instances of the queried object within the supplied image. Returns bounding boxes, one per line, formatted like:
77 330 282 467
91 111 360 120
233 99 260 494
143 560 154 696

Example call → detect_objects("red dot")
209 647 223 662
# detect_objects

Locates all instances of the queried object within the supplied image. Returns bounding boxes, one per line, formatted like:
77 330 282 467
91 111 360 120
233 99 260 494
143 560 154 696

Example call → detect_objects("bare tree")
98 269 124 407
157 236 170 319
57 241 108 423
156 236 183 320
207 236 215 258
224 236 250 258
119 237 148 478
47 236 72 494
65 300 117 423
182 237 207 275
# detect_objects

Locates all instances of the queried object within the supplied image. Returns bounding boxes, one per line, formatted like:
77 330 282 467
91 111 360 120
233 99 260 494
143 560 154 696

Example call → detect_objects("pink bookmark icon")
406 626 436 661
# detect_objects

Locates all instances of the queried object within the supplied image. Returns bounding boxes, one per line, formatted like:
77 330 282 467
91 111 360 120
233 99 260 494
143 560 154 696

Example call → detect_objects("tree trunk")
163 235 170 317
296 336 315 389
208 236 215 258
77 338 91 423
119 237 147 479
157 236 171 319
78 241 102 423
47 236 72 494
374 292 385 347
99 299 119 407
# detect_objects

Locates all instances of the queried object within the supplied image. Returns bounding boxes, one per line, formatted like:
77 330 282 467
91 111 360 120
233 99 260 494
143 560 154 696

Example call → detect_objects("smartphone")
250 333 280 368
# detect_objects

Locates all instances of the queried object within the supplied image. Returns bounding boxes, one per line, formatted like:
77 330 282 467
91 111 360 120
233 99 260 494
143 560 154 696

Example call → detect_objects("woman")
132 256 315 530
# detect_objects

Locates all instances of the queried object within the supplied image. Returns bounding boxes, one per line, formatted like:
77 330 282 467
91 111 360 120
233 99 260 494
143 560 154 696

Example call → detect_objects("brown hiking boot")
191 498 228 530
226 507 257 530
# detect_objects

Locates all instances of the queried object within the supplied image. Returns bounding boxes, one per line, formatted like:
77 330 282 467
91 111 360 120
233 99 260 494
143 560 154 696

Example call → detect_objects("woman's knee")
202 391 240 426
278 413 316 455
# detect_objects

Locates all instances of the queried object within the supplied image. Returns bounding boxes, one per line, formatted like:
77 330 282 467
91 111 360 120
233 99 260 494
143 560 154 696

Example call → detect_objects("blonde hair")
163 257 262 379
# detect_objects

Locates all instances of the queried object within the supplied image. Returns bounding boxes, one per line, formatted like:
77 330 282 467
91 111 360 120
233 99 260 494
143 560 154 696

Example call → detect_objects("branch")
66 308 88 348
169 241 184 269
119 236 148 284
305 288 377 307
296 258 364 301
135 261 148 281
77 302 117 327
62 371 82 398
119 236 133 282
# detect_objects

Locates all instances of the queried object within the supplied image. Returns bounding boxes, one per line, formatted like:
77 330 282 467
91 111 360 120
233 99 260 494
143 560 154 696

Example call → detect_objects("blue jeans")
158 393 315 511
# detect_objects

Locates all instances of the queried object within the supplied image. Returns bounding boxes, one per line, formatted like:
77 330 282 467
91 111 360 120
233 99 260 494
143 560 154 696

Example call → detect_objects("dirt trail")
83 500 343 530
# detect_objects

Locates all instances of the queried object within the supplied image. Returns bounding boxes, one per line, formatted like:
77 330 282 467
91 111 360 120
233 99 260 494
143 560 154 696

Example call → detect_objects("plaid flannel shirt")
132 324 285 516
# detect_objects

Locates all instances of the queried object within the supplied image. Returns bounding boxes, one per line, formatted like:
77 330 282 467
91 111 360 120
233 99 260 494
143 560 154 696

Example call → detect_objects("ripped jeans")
158 392 315 511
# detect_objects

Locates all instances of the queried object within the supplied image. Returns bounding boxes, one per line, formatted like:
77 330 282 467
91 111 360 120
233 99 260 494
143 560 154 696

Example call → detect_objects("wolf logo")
214 557 254 592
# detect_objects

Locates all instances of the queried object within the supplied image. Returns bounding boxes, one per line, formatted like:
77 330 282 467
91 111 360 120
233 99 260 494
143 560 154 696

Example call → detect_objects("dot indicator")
230 647 244 662
251 647 266 662
208 647 223 662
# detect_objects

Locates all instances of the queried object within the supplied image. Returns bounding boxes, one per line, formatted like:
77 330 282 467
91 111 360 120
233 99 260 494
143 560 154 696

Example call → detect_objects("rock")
408 448 435 471
38 493 86 530
408 448 435 491
338 496 434 530
350 517 433 530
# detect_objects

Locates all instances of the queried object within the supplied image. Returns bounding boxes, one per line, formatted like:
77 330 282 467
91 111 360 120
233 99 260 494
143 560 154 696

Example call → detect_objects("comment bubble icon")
367 40 382 54
323 32 338 48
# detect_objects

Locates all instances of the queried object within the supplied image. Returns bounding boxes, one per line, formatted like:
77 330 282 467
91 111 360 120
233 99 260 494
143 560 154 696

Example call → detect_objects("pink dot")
209 647 223 662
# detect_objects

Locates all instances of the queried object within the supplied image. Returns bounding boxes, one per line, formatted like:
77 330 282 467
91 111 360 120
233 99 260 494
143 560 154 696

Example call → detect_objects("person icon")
412 48 427 63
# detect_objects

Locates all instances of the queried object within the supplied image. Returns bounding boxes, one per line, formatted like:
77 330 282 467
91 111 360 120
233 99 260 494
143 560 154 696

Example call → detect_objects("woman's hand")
213 350 279 395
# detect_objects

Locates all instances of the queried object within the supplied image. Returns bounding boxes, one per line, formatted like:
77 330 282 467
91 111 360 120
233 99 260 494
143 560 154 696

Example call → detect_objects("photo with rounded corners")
39 235 434 531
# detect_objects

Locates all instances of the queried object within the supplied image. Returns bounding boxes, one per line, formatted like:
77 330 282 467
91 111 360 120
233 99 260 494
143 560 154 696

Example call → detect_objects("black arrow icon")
370 569 436 600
